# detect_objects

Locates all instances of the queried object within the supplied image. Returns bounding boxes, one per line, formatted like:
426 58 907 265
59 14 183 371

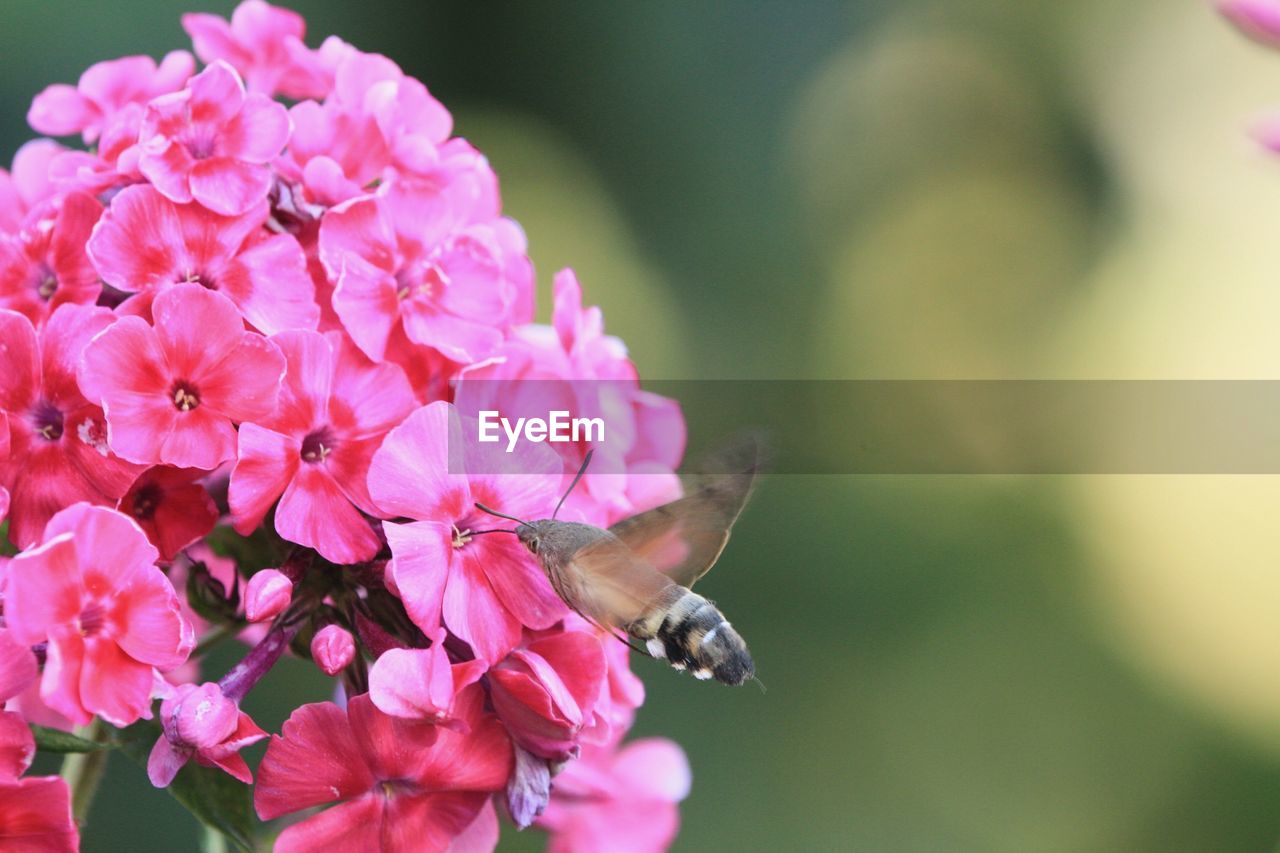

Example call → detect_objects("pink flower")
255 688 512 853
28 52 194 143
1221 0 1280 46
367 632 486 724
0 191 103 326
368 402 567 664
0 305 141 548
4 503 194 726
139 61 291 216
318 178 532 364
538 739 691 853
78 283 286 469
87 184 318 334
311 624 356 676
147 681 267 787
243 569 292 623
282 52 453 205
229 330 414 563
182 1 335 100
489 629 607 761
0 711 79 852
118 466 219 561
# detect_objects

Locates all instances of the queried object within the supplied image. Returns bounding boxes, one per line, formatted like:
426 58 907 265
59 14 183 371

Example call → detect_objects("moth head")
516 522 540 553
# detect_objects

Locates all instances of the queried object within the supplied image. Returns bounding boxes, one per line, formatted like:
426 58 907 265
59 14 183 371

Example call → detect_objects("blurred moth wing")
514 435 762 685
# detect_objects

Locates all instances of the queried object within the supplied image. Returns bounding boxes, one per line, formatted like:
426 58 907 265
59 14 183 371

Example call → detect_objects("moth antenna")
553 450 594 520
473 502 528 526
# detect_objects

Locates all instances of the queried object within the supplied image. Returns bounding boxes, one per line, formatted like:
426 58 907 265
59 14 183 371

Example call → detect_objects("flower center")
34 265 57 300
172 382 201 412
30 401 64 441
451 524 472 549
185 129 218 160
300 429 335 463
79 602 105 637
183 269 217 289
394 266 440 302
131 484 161 520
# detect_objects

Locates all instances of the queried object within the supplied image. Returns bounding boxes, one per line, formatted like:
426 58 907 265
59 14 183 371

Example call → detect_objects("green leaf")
116 721 256 852
32 725 113 754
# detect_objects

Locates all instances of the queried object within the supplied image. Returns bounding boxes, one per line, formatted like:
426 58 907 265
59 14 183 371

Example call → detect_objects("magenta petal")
77 313 168 405
197 333 286 424
274 796 384 853
221 234 319 334
107 566 192 669
44 503 155 590
147 737 192 788
384 520 452 634
368 645 455 720
255 702 375 819
190 158 272 216
151 283 246 383
0 630 38 702
85 185 184 292
331 258 400 361
139 142 198 205
221 94 291 162
79 636 155 726
0 310 39 413
230 424 300 534
41 629 90 727
0 710 35 780
444 551 521 665
28 84 97 137
160 405 237 470
612 738 692 801
368 401 465 520
5 534 83 646
276 466 379 564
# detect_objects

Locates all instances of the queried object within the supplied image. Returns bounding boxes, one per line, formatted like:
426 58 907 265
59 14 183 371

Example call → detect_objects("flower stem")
219 615 301 703
60 718 109 825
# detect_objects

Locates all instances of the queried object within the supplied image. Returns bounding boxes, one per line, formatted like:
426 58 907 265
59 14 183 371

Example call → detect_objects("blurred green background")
10 0 1280 849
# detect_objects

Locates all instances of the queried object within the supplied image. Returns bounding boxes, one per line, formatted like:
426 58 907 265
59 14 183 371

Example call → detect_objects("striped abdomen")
627 587 754 686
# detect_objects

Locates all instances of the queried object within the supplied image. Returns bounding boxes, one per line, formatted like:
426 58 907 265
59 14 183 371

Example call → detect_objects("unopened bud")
311 624 355 676
162 682 237 749
243 569 292 623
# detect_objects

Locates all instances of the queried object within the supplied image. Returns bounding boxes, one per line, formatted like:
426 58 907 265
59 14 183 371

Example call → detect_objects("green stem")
201 824 229 853
60 719 109 825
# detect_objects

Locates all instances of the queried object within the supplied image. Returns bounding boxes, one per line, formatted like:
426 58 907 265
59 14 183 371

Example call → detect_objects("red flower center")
79 602 106 637
32 264 57 300
300 428 335 463
131 484 161 520
30 401 64 441
172 382 201 411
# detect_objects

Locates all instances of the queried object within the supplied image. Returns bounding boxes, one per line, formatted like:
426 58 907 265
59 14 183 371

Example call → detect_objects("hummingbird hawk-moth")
477 437 760 686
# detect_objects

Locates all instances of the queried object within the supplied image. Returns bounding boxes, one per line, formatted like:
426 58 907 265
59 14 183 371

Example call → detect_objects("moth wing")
558 533 678 630
608 434 762 588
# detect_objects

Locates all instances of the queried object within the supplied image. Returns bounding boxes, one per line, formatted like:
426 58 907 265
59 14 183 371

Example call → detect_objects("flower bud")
311 624 355 676
161 682 237 749
243 569 292 623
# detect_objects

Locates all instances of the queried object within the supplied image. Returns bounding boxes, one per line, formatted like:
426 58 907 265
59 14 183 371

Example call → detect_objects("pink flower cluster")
0 3 688 851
